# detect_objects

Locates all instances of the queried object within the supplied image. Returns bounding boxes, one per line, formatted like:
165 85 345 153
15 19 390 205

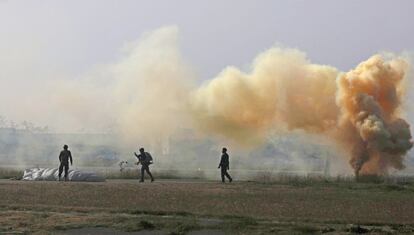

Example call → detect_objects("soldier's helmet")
139 147 145 152
63 145 68 150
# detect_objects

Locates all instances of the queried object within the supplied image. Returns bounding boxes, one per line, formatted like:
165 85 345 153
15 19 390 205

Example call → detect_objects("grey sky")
1 1 413 76
0 0 413 125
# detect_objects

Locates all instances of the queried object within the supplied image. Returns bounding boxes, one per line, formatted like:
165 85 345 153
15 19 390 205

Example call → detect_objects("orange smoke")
47 26 412 175
191 49 413 175
337 55 413 175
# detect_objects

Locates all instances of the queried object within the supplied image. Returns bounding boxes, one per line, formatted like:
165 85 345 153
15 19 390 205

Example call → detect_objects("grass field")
1 178 414 234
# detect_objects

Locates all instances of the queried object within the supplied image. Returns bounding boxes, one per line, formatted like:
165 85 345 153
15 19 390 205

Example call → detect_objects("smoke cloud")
336 56 413 175
190 48 413 175
1 26 412 175
49 26 194 148
190 48 339 144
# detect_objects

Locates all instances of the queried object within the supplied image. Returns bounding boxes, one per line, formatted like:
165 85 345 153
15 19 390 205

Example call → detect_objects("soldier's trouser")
141 164 154 182
59 162 69 179
221 168 232 182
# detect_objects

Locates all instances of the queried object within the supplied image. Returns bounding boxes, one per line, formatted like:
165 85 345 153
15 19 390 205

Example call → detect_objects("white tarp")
22 168 105 182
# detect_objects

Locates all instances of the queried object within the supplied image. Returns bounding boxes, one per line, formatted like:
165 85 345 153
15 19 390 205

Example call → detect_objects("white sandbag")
22 168 105 182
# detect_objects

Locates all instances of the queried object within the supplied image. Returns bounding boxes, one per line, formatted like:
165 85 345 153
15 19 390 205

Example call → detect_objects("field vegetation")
0 176 414 234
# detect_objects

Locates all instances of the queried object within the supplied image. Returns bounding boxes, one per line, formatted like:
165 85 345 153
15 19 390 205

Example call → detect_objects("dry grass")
1 180 414 223
104 168 206 180
1 179 414 234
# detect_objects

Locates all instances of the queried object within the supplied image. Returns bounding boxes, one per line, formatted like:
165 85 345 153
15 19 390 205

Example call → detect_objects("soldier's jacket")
135 152 153 165
219 153 229 168
59 150 73 164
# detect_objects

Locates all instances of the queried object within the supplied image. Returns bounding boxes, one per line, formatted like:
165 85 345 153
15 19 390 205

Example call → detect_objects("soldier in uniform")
134 147 154 182
218 147 233 183
58 144 73 181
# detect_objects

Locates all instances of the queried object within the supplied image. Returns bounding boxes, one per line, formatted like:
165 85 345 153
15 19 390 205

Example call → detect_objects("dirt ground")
0 179 414 234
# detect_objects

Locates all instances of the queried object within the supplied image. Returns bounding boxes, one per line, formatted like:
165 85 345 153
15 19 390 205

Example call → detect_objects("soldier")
134 147 154 182
218 147 233 183
58 144 73 181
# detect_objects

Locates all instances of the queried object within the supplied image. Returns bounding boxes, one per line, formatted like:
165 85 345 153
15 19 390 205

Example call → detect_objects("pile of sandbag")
22 168 105 182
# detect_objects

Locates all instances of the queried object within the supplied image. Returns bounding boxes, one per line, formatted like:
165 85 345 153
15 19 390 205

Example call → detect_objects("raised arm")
69 151 73 165
134 152 141 165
